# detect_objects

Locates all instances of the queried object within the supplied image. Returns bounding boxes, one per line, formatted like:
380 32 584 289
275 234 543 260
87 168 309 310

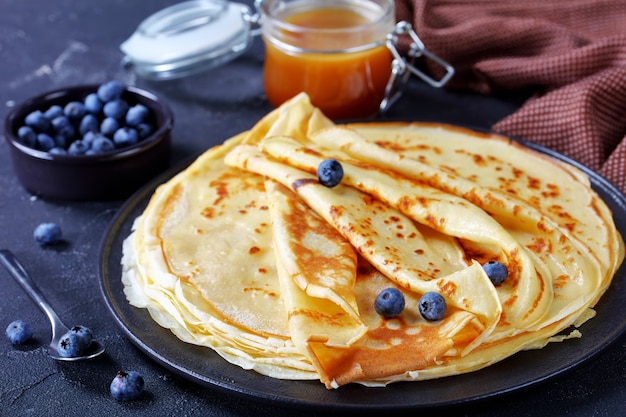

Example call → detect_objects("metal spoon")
0 249 105 361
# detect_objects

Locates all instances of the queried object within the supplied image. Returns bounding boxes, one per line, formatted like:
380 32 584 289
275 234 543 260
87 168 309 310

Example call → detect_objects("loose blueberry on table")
33 222 63 246
6 320 33 345
110 370 145 401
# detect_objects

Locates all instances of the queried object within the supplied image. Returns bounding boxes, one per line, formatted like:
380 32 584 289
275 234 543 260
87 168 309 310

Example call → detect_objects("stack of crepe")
121 93 624 389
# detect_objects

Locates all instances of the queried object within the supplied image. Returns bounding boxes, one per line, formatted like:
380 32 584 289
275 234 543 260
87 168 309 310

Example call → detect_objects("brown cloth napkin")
396 0 626 194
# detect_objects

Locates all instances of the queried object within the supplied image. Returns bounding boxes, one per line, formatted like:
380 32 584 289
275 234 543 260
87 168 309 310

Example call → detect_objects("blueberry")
125 104 149 126
113 127 139 148
483 261 508 286
91 136 115 154
49 147 68 155
54 134 69 149
103 99 129 119
100 117 119 137
24 110 51 132
57 331 86 358
374 287 405 318
317 159 344 187
136 122 154 139
33 222 63 246
83 93 103 114
68 140 89 155
110 370 145 401
36 133 56 151
78 113 99 135
51 116 76 140
63 101 86 121
82 131 98 147
68 325 93 348
418 292 446 321
44 105 63 120
6 320 33 345
97 80 125 102
17 126 37 147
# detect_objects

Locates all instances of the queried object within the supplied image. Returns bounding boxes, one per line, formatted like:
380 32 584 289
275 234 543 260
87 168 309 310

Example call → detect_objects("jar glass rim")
258 0 395 34
258 0 395 53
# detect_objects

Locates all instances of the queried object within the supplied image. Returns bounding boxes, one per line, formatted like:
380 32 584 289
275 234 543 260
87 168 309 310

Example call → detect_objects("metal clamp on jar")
120 0 454 119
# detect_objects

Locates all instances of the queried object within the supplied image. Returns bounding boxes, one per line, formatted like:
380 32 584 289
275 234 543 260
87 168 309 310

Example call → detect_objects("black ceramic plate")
99 136 626 411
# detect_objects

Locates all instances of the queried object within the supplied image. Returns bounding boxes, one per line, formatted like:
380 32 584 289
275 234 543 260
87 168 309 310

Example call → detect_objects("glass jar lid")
120 0 254 80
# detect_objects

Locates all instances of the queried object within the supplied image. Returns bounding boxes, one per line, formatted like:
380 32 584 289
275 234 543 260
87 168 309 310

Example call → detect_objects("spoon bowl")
0 249 105 361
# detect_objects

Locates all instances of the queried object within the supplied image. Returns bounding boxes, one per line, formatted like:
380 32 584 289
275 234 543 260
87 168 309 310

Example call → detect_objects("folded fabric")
396 0 626 193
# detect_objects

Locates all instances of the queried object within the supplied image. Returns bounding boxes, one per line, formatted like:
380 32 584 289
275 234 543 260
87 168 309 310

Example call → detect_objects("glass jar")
258 0 395 119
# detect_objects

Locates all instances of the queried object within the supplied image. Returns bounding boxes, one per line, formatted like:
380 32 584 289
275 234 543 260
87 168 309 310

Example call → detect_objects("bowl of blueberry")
3 80 174 200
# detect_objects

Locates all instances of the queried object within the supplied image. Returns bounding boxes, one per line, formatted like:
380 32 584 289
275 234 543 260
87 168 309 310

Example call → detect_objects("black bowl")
3 84 174 200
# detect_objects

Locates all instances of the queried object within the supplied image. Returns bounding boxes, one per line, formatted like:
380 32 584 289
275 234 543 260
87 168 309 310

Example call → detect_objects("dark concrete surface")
1 1 624 416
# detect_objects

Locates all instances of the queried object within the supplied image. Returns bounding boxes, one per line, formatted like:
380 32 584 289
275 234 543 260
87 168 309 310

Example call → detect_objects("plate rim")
98 124 626 411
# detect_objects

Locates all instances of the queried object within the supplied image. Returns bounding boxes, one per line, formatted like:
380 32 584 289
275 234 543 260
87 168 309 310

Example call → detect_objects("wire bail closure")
380 21 455 113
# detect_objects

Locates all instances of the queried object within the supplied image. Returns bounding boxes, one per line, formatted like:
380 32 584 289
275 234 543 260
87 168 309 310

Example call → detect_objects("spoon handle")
0 249 67 338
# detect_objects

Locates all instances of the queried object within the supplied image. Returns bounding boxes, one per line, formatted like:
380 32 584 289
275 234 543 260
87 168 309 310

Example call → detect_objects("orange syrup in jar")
261 1 394 120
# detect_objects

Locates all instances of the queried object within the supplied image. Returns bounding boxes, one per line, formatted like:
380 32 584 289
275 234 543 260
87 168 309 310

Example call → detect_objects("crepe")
122 93 624 388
